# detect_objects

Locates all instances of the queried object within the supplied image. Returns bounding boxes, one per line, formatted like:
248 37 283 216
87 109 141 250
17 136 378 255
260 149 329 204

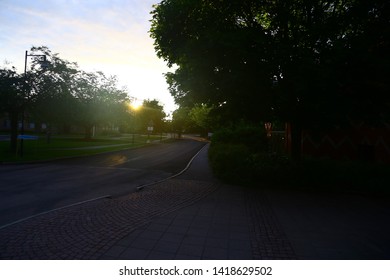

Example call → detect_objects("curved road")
0 139 206 227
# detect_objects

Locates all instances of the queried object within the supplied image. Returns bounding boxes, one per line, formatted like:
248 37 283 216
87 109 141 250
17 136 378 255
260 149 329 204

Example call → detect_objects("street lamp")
19 50 49 157
24 50 49 74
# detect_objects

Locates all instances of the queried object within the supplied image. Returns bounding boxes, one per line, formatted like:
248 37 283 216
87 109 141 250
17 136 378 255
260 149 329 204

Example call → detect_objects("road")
0 139 206 227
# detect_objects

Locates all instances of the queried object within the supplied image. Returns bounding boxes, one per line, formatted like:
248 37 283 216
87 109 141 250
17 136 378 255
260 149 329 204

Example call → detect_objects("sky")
0 0 177 115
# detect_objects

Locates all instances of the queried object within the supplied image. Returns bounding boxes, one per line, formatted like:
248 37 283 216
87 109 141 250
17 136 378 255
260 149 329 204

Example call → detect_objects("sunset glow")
0 0 176 114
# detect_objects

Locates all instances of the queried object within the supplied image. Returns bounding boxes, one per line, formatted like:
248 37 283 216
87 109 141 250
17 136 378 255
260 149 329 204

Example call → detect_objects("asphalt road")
0 139 207 227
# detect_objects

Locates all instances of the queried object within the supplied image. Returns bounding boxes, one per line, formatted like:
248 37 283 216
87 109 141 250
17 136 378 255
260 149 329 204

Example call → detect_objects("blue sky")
0 0 176 114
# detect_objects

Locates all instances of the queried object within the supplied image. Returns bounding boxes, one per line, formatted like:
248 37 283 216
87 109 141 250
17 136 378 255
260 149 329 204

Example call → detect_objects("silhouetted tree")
72 71 129 139
133 99 166 134
1 46 132 144
0 67 25 152
150 0 390 160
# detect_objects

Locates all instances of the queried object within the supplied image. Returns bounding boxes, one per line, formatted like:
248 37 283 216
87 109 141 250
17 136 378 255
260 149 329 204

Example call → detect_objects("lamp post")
20 51 49 157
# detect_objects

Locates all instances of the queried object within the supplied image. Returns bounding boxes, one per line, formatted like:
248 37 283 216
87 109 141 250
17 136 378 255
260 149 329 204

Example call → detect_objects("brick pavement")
0 144 297 260
100 183 296 260
0 179 217 259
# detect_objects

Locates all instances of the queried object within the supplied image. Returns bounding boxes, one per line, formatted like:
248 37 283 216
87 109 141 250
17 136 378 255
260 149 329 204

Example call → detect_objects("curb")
0 140 209 230
136 142 209 191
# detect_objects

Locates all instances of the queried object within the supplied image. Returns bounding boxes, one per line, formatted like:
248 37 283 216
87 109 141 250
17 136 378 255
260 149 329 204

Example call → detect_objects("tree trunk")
9 111 19 154
290 121 302 162
84 125 93 140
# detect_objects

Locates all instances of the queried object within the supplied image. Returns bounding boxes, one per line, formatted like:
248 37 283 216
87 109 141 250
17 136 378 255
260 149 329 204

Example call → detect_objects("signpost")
147 120 154 143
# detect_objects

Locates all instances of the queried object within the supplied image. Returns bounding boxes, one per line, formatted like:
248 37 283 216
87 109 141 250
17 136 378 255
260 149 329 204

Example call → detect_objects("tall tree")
29 46 79 132
189 104 213 136
72 71 129 139
150 0 390 160
171 106 192 137
0 67 25 152
133 99 166 133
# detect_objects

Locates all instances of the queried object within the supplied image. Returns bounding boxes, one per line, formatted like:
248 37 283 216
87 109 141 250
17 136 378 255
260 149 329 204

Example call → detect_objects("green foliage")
171 106 192 135
209 124 390 194
69 70 130 138
208 143 252 184
132 99 166 133
189 104 213 132
211 123 268 153
1 46 134 143
151 0 390 160
209 124 277 185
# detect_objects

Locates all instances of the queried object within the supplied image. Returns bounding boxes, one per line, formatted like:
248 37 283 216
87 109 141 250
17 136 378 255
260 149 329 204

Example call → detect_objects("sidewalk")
1 143 389 259
0 144 295 260
100 145 295 260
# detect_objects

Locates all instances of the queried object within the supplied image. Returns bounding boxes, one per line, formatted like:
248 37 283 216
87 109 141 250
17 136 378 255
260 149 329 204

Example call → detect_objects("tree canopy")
131 99 167 133
1 46 136 151
150 0 390 159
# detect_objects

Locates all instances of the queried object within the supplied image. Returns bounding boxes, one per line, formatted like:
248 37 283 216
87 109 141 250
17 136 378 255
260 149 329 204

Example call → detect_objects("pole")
20 51 28 157
20 51 48 157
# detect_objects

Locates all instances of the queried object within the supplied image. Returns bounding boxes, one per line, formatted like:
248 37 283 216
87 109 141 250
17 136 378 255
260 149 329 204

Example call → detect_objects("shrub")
209 123 390 194
209 143 252 184
209 123 293 186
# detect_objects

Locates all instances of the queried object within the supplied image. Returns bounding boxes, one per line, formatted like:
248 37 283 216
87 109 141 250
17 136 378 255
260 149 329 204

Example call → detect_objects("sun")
130 99 142 111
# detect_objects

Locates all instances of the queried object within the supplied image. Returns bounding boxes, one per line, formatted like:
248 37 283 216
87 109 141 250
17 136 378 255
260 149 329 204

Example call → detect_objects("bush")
209 123 293 186
211 124 268 153
209 123 390 194
209 143 251 184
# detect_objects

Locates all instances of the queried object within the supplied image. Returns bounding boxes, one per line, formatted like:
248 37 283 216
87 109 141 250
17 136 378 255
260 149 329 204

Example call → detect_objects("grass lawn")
0 134 167 163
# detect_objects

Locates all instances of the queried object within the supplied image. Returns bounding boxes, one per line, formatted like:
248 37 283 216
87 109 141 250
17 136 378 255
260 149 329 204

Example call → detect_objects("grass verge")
0 134 166 163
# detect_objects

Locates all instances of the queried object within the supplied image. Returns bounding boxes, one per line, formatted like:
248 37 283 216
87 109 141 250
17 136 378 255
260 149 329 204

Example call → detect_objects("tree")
72 71 130 139
1 46 82 152
133 99 166 134
189 104 213 136
1 46 133 146
150 0 390 160
0 67 26 152
171 106 192 137
29 46 79 132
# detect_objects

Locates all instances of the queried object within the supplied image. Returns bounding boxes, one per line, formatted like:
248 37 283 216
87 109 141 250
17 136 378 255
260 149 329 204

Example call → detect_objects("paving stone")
187 227 209 237
102 245 127 258
229 239 252 251
153 240 181 254
203 246 228 259
205 237 229 249
175 254 201 260
138 230 164 240
159 232 186 243
181 235 206 246
146 251 175 260
228 249 253 260
166 226 189 234
177 244 204 257
131 237 158 251
0 179 217 259
0 146 299 260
